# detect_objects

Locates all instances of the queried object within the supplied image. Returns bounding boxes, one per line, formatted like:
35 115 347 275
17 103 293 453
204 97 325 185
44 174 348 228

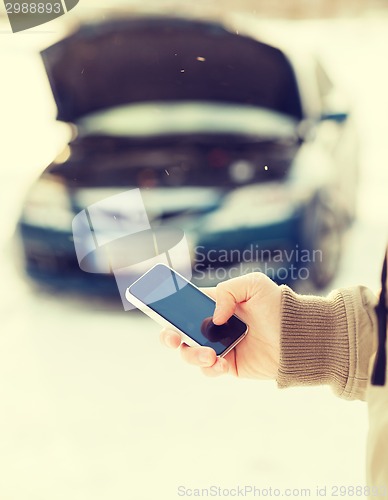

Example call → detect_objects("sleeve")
277 285 378 401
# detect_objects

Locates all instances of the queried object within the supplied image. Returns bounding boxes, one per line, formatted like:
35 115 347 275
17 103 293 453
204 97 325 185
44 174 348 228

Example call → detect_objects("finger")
213 273 261 324
201 357 229 377
160 329 181 349
180 343 217 367
212 278 246 324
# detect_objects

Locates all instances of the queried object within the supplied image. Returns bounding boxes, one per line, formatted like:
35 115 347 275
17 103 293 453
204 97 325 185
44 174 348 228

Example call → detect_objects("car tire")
300 197 343 290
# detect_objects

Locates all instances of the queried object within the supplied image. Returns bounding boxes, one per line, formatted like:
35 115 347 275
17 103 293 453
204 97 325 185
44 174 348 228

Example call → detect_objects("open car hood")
41 16 303 123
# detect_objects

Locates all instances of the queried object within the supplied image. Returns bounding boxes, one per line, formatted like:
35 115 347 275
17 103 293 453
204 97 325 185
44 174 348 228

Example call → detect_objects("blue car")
18 15 359 296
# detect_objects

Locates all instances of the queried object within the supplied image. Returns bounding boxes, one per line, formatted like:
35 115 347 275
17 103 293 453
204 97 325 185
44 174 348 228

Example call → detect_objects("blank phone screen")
129 264 247 355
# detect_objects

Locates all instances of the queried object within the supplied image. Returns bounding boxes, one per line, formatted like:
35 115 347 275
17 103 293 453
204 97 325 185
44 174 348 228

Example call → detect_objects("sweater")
277 283 387 493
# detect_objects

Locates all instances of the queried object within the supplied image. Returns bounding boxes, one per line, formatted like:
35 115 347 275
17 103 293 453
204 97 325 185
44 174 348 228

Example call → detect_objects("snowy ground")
0 14 387 500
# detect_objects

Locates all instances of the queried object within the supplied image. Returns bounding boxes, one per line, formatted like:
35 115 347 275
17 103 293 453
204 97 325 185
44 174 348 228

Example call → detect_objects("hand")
160 273 282 379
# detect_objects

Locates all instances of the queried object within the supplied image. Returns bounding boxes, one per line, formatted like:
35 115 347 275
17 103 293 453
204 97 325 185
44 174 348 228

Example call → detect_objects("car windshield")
77 102 298 140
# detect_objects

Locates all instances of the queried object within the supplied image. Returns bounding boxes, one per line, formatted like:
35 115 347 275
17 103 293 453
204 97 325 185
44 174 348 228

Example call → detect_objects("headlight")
202 182 311 231
21 177 73 232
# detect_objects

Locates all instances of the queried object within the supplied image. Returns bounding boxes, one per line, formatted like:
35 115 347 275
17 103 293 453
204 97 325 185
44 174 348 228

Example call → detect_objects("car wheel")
301 199 343 289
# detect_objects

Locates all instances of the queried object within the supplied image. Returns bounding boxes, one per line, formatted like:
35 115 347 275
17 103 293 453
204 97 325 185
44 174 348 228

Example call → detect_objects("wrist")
277 286 349 394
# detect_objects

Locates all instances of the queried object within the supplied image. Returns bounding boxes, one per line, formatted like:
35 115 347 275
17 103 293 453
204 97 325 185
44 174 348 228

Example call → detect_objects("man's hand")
160 273 282 379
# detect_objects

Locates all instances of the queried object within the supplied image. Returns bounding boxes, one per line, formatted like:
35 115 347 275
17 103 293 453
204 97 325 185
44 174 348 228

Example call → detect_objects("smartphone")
125 263 248 357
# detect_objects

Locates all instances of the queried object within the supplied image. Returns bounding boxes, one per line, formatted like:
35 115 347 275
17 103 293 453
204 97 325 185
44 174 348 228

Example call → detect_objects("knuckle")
216 281 227 292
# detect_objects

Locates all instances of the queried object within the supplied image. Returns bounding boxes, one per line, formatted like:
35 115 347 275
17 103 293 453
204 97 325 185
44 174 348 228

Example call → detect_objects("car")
18 14 359 299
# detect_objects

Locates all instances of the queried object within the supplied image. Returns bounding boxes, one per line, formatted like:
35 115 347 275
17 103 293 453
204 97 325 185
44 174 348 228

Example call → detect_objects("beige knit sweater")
278 285 378 400
277 285 388 492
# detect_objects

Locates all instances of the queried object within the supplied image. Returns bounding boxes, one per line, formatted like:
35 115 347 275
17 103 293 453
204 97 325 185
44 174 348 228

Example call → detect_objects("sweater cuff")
277 286 350 397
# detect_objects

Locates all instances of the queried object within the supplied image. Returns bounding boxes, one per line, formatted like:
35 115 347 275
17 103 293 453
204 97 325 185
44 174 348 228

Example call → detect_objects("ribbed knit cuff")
277 286 350 397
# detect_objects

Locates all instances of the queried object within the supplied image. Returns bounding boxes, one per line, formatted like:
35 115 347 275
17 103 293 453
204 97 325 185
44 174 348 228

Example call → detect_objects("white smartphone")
125 263 248 357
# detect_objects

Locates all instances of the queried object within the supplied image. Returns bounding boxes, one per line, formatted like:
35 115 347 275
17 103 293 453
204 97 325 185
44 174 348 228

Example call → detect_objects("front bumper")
19 209 304 296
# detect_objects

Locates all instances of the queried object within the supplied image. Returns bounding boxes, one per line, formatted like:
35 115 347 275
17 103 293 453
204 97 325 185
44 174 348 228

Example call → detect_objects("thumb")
212 276 251 324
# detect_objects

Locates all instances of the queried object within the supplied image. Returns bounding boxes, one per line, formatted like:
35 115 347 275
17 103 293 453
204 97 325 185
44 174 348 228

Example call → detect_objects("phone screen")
129 264 247 356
